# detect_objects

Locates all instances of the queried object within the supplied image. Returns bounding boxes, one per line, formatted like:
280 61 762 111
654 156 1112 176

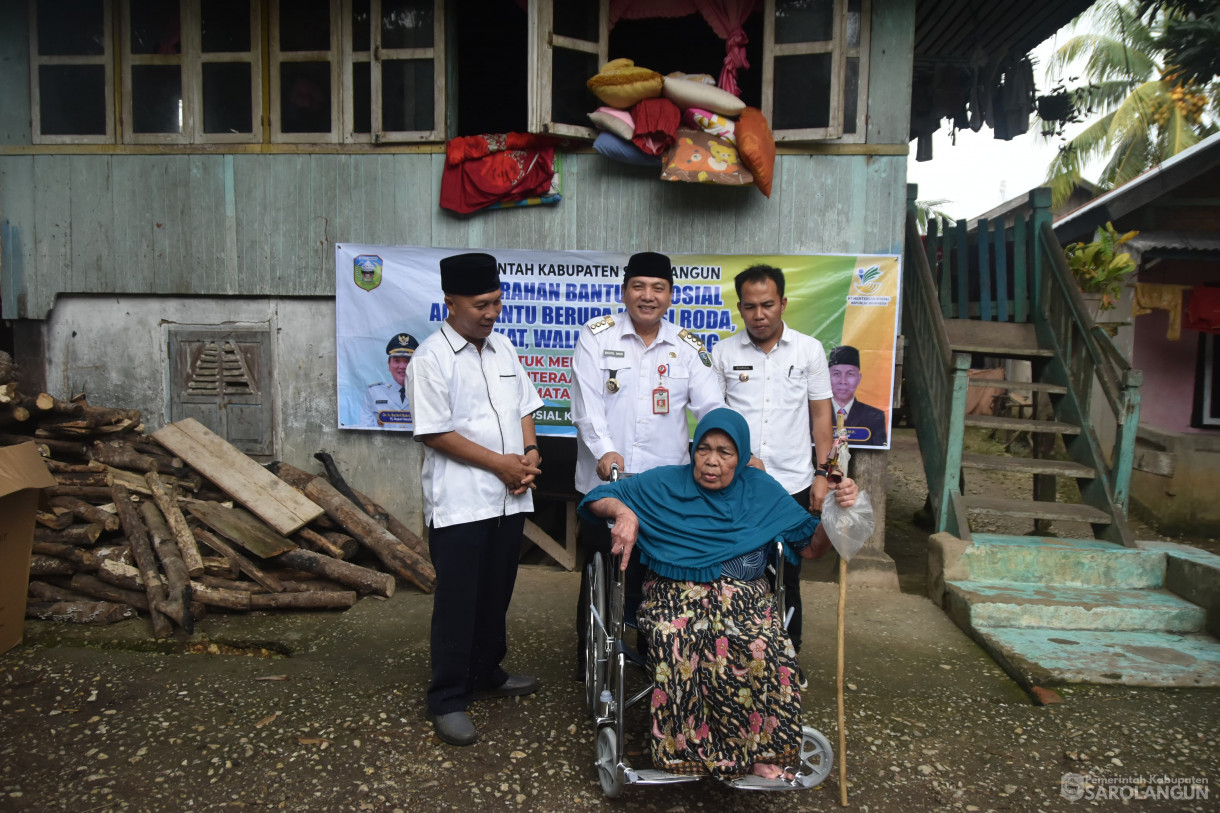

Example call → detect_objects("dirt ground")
1 428 1216 812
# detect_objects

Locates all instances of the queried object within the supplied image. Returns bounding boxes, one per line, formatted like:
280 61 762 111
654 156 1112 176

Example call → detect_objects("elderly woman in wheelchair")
579 408 857 792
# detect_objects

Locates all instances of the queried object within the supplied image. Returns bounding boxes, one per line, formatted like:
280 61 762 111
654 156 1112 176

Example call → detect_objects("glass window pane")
773 53 830 130
130 0 182 55
843 56 859 134
552 48 599 128
351 0 371 52
554 0 598 42
280 61 332 132
382 0 433 49
202 0 252 52
38 0 105 55
203 62 253 133
382 59 433 131
775 0 834 44
39 65 107 134
847 0 861 47
280 0 331 51
132 65 183 133
353 61 371 133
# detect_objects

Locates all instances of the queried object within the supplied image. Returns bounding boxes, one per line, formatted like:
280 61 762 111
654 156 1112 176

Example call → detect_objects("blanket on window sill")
440 133 562 214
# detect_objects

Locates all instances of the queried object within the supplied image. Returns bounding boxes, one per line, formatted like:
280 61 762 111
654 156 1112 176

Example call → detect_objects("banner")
336 246 901 449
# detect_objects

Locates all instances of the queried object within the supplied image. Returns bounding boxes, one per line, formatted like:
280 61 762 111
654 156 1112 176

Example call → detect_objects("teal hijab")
578 408 820 582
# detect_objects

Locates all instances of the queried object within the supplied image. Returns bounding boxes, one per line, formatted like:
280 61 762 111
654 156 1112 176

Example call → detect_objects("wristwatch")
524 444 541 463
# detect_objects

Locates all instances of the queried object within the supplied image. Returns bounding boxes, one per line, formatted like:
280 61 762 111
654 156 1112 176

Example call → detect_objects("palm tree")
1042 0 1218 206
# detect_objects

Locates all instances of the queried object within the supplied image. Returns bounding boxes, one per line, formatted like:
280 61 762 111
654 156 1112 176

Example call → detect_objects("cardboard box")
0 443 56 655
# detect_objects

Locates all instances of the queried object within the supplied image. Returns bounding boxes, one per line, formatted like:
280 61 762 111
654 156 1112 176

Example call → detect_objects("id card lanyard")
652 364 670 414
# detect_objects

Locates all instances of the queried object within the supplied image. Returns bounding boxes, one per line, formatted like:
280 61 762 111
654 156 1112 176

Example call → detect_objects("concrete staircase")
935 534 1220 688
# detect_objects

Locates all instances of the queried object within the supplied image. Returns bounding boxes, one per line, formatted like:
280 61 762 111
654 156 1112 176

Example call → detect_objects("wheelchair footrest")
625 767 703 786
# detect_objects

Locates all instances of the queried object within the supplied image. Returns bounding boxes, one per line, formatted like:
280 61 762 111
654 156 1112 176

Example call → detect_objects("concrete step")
963 497 1111 524
962 535 1165 588
961 453 1096 478
967 378 1067 394
964 414 1080 434
945 319 1053 358
972 626 1220 688
945 580 1205 632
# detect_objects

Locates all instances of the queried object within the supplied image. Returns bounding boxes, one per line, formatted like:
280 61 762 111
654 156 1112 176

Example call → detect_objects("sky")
905 15 1100 222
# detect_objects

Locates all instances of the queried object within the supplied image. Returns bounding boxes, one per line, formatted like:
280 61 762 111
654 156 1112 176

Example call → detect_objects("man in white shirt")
406 252 544 746
711 264 833 670
570 251 724 672
359 332 418 429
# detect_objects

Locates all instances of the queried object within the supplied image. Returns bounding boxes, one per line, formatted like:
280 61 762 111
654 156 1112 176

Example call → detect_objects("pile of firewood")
1 350 435 637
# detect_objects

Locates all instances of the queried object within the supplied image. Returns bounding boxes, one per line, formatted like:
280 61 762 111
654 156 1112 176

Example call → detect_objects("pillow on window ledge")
666 71 717 86
660 129 753 186
588 107 635 141
587 58 663 110
736 107 776 197
662 76 746 117
593 131 663 167
682 107 736 145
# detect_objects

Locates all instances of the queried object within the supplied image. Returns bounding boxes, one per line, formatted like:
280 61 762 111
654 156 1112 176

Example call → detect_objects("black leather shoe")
427 711 478 746
471 674 541 701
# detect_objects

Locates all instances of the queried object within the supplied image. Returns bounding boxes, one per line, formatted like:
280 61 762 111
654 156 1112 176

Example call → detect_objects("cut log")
153 418 323 534
322 532 360 559
46 485 117 500
294 527 352 560
54 472 111 487
191 527 285 594
107 467 198 496
35 396 140 426
248 590 357 610
108 482 172 638
26 600 137 624
303 477 435 593
314 451 386 522
97 559 156 592
271 548 395 598
0 351 15 385
0 434 89 459
348 485 430 562
50 496 121 531
29 555 74 577
92 545 134 568
140 502 194 633
90 441 161 473
187 502 297 559
35 509 75 530
28 580 93 603
145 472 204 577
37 418 138 437
32 541 99 571
45 459 107 474
199 575 261 593
201 556 240 579
188 582 252 611
34 524 103 547
277 579 352 593
69 574 150 611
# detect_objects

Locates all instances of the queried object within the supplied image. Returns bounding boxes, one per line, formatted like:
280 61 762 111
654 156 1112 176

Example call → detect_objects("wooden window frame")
194 0 264 144
29 0 116 145
829 0 871 144
762 0 855 143
344 0 446 144
269 0 343 144
528 0 605 138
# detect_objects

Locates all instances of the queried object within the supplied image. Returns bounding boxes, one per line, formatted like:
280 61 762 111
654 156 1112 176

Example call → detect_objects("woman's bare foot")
749 763 793 780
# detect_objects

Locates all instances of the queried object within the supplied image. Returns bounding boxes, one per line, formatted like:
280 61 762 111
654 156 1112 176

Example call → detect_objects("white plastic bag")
821 489 874 562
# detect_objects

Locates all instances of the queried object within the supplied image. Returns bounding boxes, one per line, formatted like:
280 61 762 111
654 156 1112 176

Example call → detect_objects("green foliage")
913 198 955 235
1042 0 1220 207
1063 222 1140 310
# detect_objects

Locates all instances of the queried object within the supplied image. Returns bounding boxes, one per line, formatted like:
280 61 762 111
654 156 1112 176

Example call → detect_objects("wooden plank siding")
2 151 908 319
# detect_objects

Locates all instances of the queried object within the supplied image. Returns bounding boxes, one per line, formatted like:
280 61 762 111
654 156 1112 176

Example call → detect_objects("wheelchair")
582 542 835 797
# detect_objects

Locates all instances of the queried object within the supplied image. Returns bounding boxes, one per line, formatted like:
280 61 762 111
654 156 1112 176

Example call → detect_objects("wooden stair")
962 496 1112 524
960 453 1096 478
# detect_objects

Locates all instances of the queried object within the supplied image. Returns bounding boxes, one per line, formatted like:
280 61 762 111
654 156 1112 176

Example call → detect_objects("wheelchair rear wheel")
797 726 834 787
584 554 608 715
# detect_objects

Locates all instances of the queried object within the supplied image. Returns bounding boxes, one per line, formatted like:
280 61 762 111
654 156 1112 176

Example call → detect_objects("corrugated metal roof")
914 0 1094 66
1127 231 1220 257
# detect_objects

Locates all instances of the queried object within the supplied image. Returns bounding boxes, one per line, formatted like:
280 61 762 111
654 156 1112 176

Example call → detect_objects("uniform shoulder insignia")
678 329 713 367
586 314 616 334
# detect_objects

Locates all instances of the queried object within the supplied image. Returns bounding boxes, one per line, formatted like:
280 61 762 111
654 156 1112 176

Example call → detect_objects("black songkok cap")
623 252 673 284
440 252 500 296
827 345 861 368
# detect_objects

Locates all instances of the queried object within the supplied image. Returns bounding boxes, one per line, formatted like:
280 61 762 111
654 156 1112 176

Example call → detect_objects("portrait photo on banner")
334 246 901 450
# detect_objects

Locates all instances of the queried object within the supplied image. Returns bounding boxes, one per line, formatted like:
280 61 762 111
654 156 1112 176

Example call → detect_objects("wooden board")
186 501 298 559
153 417 322 534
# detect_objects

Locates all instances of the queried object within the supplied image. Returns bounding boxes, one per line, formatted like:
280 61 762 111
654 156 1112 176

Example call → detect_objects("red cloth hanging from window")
609 0 759 96
1185 286 1220 335
439 133 560 214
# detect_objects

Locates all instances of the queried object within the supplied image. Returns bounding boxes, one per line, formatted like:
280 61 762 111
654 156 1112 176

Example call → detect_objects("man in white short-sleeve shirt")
569 251 724 673
406 252 544 747
712 264 834 671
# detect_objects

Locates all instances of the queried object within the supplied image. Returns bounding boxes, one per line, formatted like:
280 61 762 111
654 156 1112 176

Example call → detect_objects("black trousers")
427 514 524 715
575 512 645 666
781 487 812 653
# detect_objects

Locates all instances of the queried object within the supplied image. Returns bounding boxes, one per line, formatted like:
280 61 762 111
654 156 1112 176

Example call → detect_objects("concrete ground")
1 428 1216 811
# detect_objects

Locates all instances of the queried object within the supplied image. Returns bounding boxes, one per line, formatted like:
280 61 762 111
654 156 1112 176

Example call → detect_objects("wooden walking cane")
827 411 850 806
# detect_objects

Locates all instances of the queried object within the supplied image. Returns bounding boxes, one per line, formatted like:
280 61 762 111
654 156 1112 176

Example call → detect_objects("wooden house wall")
0 2 913 320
